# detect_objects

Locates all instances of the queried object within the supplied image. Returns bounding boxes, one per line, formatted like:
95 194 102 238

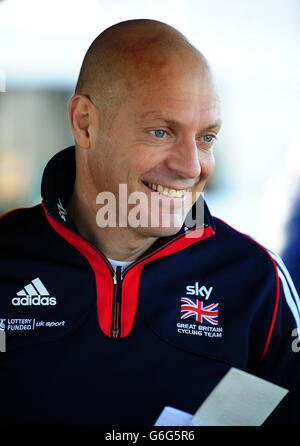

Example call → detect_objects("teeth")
144 181 186 198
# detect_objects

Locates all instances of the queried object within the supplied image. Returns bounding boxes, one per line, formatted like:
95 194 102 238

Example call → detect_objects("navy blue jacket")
1 146 300 426
282 183 300 295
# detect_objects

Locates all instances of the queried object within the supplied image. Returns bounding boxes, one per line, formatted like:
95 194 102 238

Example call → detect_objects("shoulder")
212 215 300 344
1 204 43 223
0 204 46 245
212 215 300 320
211 215 278 272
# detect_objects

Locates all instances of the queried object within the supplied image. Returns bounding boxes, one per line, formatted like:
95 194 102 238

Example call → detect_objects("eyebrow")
136 112 222 132
203 119 222 131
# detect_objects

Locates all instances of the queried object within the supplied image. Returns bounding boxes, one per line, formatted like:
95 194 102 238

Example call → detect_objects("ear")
68 94 96 149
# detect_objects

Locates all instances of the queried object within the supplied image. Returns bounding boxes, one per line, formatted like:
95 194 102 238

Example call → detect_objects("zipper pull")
113 265 123 284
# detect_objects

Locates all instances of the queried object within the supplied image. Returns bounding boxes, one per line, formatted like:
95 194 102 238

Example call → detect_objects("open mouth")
142 181 187 198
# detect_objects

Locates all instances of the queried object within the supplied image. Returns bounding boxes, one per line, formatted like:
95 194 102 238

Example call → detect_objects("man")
0 19 300 426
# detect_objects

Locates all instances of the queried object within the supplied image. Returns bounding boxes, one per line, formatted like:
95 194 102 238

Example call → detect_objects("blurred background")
0 0 299 255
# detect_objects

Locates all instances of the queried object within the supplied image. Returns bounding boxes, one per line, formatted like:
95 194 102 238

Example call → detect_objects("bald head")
75 19 212 111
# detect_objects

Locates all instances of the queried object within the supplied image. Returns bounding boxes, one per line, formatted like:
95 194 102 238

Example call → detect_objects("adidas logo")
12 278 57 306
57 198 67 222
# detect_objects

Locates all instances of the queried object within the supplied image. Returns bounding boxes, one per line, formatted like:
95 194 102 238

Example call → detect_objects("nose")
165 136 201 180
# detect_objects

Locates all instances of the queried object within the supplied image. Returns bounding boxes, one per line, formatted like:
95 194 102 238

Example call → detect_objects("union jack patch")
181 297 219 325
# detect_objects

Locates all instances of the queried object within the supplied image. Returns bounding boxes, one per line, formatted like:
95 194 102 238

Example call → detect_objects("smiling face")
86 53 221 237
70 20 222 245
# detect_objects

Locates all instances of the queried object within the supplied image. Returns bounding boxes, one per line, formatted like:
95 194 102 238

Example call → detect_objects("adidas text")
12 296 57 306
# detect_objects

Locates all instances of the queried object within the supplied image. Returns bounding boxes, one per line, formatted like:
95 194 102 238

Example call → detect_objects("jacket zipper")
111 265 123 339
85 229 205 339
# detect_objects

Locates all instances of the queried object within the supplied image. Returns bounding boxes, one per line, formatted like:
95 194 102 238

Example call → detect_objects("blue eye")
203 135 215 143
151 129 166 138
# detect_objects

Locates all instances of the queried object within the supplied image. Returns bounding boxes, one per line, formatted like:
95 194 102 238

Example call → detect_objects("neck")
67 184 157 262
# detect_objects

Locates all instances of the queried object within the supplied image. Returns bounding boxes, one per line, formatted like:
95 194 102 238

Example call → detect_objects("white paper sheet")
154 367 288 426
154 406 193 426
